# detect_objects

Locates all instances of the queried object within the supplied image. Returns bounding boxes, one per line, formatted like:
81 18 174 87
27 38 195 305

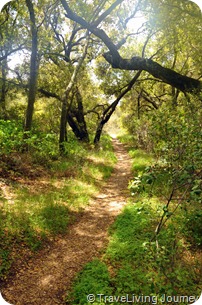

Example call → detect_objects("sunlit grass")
128 149 153 174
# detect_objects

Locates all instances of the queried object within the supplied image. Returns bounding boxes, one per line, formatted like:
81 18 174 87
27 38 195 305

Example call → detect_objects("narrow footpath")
2 140 132 305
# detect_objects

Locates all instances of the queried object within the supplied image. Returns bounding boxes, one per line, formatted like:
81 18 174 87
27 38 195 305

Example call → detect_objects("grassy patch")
129 149 153 174
69 204 201 304
66 259 113 305
0 135 117 280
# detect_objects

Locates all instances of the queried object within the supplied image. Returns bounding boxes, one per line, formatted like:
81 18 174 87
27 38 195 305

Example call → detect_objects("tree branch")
38 88 62 101
61 1 202 93
92 0 124 27
60 0 121 66
0 45 25 61
104 55 201 93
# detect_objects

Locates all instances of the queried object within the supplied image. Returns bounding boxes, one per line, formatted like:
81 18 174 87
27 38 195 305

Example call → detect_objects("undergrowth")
0 125 116 280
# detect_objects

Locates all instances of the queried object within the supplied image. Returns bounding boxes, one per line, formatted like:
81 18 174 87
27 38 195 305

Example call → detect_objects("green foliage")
24 131 59 163
184 209 202 247
0 120 24 154
121 95 202 170
129 162 202 247
122 94 202 251
67 259 113 305
106 203 155 263
0 119 59 162
149 100 202 170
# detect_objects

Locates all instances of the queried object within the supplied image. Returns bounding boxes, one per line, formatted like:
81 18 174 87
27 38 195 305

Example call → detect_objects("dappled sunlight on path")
1 140 132 305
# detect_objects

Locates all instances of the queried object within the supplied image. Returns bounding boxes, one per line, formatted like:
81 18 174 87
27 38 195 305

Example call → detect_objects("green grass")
68 145 202 305
0 135 117 280
69 200 201 304
66 259 113 305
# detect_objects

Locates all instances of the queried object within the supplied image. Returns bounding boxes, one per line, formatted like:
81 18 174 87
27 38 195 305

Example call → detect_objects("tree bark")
94 117 105 144
66 87 89 142
24 0 38 133
74 87 89 142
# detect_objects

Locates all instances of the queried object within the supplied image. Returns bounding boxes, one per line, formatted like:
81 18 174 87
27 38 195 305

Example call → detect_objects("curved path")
2 140 132 305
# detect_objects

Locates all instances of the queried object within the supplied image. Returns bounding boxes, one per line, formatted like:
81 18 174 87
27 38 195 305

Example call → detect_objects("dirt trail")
1 139 132 305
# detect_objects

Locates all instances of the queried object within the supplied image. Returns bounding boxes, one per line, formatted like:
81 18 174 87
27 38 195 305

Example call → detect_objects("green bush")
0 119 23 154
149 101 202 170
24 131 59 163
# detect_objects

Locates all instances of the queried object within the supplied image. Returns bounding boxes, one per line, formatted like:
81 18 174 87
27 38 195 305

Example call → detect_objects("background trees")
0 0 201 150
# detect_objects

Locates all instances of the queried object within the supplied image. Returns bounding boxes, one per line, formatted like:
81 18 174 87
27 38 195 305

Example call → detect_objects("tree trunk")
172 87 179 107
59 33 90 153
74 87 89 142
94 117 105 145
93 71 142 144
66 88 89 142
24 0 38 133
59 96 68 152
137 90 141 119
0 58 8 118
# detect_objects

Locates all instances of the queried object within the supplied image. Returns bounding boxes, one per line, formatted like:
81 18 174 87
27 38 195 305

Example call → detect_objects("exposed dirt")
1 139 132 305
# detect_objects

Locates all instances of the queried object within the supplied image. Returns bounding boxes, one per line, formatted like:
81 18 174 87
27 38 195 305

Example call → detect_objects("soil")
1 139 132 305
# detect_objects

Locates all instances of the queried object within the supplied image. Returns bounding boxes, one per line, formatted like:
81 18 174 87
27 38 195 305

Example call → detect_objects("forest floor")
1 139 132 305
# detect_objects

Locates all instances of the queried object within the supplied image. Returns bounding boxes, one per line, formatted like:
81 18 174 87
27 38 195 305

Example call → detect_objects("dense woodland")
0 0 202 304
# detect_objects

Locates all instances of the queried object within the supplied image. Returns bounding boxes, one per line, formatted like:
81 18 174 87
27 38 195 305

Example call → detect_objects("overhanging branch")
61 0 202 94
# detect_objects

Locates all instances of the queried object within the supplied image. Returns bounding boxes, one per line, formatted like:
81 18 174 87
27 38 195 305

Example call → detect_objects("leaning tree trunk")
24 0 38 133
66 113 88 142
94 116 105 144
93 71 142 144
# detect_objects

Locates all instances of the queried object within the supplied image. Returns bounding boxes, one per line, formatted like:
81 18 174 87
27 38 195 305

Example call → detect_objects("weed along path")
1 139 132 305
